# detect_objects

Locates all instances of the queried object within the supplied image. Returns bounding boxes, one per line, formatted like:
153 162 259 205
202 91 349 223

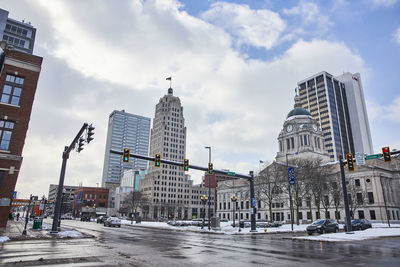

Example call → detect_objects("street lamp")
205 146 212 230
200 195 208 229
286 153 294 232
231 195 237 227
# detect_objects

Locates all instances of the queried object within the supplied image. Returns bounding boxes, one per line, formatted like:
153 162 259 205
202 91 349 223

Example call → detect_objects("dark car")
97 216 108 224
345 219 372 231
307 219 339 235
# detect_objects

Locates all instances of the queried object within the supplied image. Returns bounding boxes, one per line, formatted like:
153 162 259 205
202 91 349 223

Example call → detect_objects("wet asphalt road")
1 220 400 266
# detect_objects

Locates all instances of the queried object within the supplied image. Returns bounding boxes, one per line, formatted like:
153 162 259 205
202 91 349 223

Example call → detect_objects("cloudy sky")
2 0 399 199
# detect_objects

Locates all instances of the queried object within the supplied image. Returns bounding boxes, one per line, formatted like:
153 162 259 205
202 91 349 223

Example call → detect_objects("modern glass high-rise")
0 8 36 54
101 110 151 186
297 71 362 161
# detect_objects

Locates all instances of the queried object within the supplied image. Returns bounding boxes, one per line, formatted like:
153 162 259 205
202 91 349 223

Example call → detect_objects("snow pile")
0 236 9 243
294 227 400 242
41 223 52 230
57 230 83 238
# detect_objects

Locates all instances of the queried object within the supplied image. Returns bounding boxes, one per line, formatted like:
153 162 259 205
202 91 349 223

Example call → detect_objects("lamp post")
205 146 212 230
200 195 208 229
231 195 237 227
286 153 294 232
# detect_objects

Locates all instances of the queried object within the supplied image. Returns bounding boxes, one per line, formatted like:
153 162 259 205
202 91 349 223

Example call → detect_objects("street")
1 220 400 266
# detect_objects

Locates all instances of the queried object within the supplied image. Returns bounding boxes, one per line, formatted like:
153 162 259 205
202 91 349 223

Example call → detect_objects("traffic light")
87 124 95 143
77 137 85 152
122 148 130 163
183 159 189 171
382 146 392 162
155 154 161 167
346 153 354 172
208 163 213 175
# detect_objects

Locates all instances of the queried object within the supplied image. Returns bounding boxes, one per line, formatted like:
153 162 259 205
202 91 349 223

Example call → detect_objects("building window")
0 120 14 150
355 179 360 187
286 139 290 150
0 170 4 187
358 210 365 219
356 193 363 205
368 192 374 204
1 74 24 106
369 210 376 220
291 137 294 149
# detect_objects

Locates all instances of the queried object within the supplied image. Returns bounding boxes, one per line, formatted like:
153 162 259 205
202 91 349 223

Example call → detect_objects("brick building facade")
0 44 42 228
72 187 109 218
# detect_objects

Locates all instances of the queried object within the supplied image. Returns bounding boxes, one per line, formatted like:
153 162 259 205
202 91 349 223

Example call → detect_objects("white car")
104 217 121 227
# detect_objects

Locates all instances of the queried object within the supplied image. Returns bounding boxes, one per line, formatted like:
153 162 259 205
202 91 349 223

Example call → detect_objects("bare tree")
256 162 285 222
346 179 367 219
121 191 149 224
330 173 343 220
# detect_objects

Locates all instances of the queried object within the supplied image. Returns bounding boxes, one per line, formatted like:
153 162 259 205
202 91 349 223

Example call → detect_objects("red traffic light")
382 146 391 162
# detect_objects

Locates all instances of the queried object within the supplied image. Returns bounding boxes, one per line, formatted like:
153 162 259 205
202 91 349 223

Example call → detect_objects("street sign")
252 197 256 208
288 167 295 185
355 152 365 166
365 153 382 160
227 172 236 176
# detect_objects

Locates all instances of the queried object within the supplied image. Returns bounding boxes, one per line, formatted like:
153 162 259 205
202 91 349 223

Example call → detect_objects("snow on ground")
120 220 400 241
57 230 83 238
294 227 400 242
0 236 10 243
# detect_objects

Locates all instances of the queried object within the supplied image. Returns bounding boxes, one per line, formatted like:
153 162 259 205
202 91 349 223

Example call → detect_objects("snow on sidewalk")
0 236 10 243
294 227 400 242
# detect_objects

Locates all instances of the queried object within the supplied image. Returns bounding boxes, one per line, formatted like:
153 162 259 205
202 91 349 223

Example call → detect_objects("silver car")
104 217 121 227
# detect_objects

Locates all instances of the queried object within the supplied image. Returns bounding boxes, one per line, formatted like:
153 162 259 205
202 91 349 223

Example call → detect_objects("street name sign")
365 154 382 160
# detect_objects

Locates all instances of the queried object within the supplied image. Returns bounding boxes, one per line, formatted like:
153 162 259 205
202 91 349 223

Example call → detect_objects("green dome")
287 108 311 118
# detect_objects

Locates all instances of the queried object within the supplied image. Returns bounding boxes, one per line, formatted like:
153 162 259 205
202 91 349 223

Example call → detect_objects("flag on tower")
166 77 172 81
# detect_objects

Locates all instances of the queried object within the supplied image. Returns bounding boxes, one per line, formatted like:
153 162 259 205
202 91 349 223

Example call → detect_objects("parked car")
97 216 108 224
307 219 339 235
345 219 372 231
104 217 121 227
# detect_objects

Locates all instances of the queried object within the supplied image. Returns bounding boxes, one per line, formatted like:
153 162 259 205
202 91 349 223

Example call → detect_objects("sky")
1 0 399 199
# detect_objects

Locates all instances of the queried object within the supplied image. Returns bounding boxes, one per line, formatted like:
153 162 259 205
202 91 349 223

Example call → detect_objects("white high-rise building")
0 8 36 54
101 110 150 187
336 72 373 155
141 87 214 220
297 71 373 161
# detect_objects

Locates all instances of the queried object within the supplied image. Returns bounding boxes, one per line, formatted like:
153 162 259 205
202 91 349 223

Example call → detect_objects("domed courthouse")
216 93 400 223
276 95 330 163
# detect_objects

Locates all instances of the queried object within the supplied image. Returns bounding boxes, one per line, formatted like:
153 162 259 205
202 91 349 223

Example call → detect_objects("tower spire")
166 77 173 95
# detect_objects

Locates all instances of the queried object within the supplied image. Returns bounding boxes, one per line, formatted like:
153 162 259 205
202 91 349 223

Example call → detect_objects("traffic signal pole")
51 123 90 233
339 155 352 233
110 150 257 232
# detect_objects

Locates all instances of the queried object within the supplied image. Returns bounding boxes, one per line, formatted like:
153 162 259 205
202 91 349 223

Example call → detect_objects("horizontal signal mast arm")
110 149 251 180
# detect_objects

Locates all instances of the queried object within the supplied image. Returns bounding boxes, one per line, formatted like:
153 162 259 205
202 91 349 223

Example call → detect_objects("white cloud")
393 26 400 45
3 0 368 198
383 96 400 123
283 2 333 35
201 2 286 50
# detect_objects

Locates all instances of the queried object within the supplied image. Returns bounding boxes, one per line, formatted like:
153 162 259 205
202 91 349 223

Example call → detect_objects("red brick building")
0 44 42 228
72 187 109 218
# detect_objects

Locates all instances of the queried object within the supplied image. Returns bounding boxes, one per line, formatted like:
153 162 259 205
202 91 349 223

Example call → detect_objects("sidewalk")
0 219 89 242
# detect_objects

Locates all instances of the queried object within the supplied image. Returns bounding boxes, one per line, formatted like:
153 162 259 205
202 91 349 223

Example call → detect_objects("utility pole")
22 195 32 235
286 154 294 232
205 146 211 230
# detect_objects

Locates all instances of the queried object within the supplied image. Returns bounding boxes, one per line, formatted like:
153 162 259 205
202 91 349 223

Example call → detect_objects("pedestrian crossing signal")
123 148 130 162
184 159 189 171
346 153 354 172
155 154 161 167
